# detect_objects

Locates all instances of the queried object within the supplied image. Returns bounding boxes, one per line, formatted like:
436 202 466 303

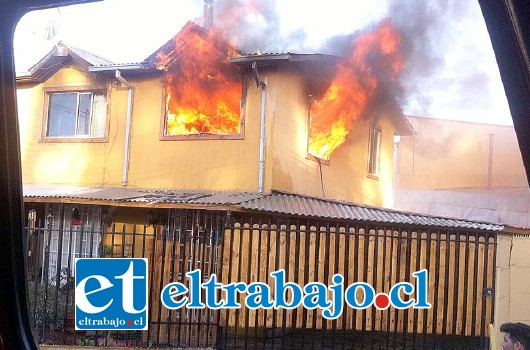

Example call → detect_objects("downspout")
258 80 268 193
252 61 267 193
115 70 133 186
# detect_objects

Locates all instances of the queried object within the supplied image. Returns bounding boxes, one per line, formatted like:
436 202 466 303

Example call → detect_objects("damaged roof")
23 185 503 231
144 20 239 70
230 52 339 68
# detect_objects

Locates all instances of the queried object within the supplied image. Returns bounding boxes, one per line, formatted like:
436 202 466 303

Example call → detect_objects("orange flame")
308 19 403 160
157 25 242 135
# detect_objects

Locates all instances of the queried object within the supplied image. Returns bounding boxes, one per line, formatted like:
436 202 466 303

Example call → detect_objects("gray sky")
13 0 513 126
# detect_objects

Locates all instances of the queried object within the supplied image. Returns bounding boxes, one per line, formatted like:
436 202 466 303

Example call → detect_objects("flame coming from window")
308 19 403 160
156 26 242 135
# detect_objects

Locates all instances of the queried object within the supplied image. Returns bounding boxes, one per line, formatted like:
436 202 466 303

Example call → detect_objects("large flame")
157 26 242 135
308 19 403 160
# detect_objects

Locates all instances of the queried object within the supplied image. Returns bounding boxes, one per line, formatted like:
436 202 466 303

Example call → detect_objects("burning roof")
147 21 243 136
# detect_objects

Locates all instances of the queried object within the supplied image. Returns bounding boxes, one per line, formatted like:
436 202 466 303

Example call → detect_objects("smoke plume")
209 0 509 123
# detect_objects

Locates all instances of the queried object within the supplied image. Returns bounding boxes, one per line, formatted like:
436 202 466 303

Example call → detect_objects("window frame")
368 125 382 179
305 95 331 164
158 74 247 141
40 85 110 143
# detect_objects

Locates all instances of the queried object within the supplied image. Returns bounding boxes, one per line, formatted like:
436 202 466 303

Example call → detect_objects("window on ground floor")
42 203 101 285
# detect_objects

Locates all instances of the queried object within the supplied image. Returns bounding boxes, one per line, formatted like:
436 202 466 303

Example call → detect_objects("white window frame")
42 87 108 142
42 204 101 285
368 126 381 178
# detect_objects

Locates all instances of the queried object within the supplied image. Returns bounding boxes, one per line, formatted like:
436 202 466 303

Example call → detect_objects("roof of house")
23 184 503 231
84 21 236 76
17 42 113 84
144 20 239 70
230 52 339 67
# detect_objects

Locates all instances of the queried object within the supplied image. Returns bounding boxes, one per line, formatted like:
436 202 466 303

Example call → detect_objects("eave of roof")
87 62 160 77
23 184 503 231
230 52 339 68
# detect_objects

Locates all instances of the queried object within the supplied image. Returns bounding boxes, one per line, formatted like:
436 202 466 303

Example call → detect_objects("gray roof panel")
23 185 503 231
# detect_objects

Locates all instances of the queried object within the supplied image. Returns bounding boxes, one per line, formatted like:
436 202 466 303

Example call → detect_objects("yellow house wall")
18 65 125 187
125 76 260 191
264 68 397 207
18 65 261 191
19 63 397 205
398 116 528 189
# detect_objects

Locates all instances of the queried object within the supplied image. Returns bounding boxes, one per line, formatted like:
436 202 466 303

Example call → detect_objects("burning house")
16 4 501 349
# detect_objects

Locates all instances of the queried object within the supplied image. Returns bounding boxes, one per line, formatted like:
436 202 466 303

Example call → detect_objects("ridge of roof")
63 42 114 66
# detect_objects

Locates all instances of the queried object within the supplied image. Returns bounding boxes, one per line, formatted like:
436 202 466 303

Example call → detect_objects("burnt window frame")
158 71 248 141
305 95 331 165
41 85 110 143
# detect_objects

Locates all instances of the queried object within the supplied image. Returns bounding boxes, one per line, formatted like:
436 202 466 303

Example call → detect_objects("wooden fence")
147 213 496 349
26 209 496 349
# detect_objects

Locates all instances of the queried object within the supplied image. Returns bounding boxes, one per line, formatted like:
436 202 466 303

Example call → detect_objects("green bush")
27 280 74 329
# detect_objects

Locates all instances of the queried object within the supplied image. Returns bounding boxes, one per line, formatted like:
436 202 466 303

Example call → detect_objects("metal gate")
147 209 225 348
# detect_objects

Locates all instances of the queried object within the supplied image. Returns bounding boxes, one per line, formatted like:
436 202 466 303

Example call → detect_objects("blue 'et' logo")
75 258 148 330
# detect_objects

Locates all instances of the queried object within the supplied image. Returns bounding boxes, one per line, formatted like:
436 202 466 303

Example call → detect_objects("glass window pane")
76 93 92 135
91 93 107 137
47 93 77 136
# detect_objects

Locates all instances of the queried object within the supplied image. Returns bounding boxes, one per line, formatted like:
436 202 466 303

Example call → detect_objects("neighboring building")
17 22 502 349
394 115 530 343
395 116 530 229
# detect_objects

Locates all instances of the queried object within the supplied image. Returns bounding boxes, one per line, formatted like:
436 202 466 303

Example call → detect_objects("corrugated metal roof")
23 185 149 201
23 185 503 231
240 192 503 231
23 185 265 206
18 42 114 83
126 189 267 205
66 45 113 67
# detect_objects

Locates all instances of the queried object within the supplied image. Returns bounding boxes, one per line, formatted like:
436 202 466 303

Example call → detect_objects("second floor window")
45 91 107 138
368 126 381 178
157 28 246 141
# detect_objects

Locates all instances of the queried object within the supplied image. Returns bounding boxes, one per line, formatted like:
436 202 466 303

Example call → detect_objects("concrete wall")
495 233 530 342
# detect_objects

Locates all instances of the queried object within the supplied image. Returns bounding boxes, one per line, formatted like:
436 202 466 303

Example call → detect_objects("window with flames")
158 28 246 139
